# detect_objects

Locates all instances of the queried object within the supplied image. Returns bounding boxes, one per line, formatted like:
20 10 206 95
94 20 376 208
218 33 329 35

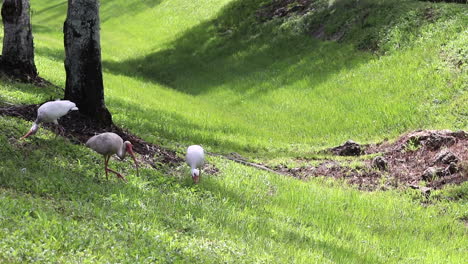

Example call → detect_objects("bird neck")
117 144 127 159
31 123 39 133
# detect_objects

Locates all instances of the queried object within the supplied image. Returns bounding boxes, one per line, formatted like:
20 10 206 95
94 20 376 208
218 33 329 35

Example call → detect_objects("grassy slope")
2 0 466 157
1 116 467 263
0 0 467 263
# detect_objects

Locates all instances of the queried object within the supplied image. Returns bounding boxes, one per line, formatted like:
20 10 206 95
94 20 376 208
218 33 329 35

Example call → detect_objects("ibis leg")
53 125 59 138
104 156 127 183
104 156 110 181
106 167 128 183
58 125 65 136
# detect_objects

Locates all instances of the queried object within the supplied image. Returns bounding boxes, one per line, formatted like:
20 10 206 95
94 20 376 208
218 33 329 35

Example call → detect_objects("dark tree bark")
0 0 38 79
64 0 112 125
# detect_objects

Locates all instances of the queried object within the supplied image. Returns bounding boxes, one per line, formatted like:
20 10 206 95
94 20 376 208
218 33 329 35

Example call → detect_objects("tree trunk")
1 0 38 78
63 0 112 126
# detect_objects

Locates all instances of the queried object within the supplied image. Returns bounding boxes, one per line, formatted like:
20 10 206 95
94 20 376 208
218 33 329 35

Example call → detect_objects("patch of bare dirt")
279 130 467 191
461 216 468 228
1 104 465 191
368 130 467 188
203 163 220 175
310 24 349 43
276 161 385 190
256 0 316 22
0 104 182 166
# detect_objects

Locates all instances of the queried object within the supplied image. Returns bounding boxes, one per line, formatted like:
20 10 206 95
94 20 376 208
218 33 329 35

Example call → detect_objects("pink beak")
20 130 35 140
20 125 38 140
193 174 200 184
127 147 139 177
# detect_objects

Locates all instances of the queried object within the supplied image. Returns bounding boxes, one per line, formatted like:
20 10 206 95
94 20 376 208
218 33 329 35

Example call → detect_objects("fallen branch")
207 152 285 176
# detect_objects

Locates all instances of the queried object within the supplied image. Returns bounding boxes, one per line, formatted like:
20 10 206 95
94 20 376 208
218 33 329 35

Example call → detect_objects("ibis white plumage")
186 145 205 184
86 132 139 182
20 100 78 139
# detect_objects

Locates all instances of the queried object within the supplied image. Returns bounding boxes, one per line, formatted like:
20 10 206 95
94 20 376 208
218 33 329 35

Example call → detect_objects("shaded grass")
0 116 466 263
0 1 467 261
1 0 464 157
0 0 468 263
104 36 466 156
0 77 61 106
100 0 467 155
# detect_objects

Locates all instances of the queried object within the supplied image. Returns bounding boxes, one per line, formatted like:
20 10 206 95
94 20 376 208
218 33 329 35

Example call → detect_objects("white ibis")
186 145 205 184
20 100 78 140
86 132 139 182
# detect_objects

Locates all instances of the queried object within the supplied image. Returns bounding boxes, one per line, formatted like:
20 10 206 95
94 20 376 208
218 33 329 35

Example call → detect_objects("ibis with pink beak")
86 132 139 182
186 145 205 184
20 100 79 140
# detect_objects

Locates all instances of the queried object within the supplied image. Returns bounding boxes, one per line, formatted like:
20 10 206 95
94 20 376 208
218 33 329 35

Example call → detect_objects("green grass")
1 0 467 262
1 116 467 263
1 0 465 157
88 0 468 156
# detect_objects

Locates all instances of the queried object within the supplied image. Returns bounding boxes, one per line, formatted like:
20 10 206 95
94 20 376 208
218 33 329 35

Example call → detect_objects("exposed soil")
310 24 348 42
277 130 467 191
202 163 220 175
256 0 358 43
1 104 466 191
0 103 182 166
256 0 316 22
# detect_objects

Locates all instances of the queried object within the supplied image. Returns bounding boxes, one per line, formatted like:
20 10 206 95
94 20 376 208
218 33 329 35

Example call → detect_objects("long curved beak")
128 148 139 176
20 130 35 140
20 124 39 140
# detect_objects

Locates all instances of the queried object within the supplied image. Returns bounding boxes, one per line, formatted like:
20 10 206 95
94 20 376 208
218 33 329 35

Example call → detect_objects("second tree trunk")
63 0 112 125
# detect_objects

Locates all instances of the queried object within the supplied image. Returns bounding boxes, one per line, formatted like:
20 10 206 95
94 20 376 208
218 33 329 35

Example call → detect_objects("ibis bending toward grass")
86 132 139 182
186 145 205 184
20 100 78 140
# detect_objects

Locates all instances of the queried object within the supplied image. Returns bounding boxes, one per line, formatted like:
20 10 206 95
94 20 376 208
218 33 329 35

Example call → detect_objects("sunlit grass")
1 116 467 263
0 0 467 262
7 0 461 157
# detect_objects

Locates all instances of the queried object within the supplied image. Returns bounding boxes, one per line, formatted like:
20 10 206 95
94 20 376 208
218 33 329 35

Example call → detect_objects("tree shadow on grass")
103 17 372 97
108 97 257 154
31 0 67 27
101 0 428 97
33 1 66 16
99 0 162 23
35 46 64 62
0 119 138 202
0 116 458 262
32 24 59 34
100 0 373 95
32 0 162 26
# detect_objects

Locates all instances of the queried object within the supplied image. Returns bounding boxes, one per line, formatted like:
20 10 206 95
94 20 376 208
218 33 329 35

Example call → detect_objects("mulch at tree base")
0 104 182 166
276 130 467 191
0 64 52 87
